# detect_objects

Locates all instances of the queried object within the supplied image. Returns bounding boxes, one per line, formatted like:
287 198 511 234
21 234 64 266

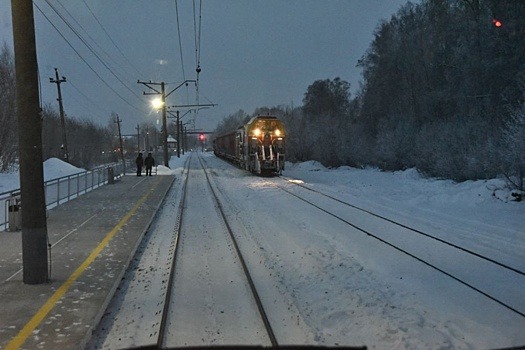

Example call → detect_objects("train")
213 115 285 175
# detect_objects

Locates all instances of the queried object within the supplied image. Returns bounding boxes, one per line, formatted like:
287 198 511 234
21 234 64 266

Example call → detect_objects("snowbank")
43 158 85 180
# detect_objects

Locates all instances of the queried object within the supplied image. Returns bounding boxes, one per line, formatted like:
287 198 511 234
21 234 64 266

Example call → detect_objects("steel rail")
154 155 192 349
198 154 279 347
279 175 525 277
275 181 525 319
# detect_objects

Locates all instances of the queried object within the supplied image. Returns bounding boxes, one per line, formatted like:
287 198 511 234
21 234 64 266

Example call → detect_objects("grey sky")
1 1 414 134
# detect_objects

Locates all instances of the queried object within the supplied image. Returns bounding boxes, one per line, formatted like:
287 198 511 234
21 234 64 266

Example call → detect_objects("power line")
55 0 137 84
192 0 203 123
66 78 109 116
34 1 143 112
174 0 187 81
81 0 145 78
174 0 191 105
42 0 144 101
192 0 203 78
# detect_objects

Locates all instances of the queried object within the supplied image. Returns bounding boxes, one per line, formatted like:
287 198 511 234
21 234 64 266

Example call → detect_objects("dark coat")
136 154 144 167
145 155 155 168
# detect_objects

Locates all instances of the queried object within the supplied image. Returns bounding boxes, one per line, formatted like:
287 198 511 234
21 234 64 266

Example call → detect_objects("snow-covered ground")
205 154 525 349
3 155 524 349
0 158 85 194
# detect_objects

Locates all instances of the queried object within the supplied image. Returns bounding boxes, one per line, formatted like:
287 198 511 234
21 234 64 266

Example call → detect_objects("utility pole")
114 115 126 174
167 104 216 157
138 79 196 167
176 110 180 158
183 126 186 155
49 68 69 162
136 124 140 153
11 0 49 284
145 126 150 152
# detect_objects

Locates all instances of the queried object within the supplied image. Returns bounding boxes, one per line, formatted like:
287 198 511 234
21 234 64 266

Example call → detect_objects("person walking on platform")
136 152 144 176
145 152 155 176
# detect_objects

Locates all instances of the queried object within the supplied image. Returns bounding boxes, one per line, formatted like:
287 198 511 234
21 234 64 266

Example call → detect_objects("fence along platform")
0 172 174 350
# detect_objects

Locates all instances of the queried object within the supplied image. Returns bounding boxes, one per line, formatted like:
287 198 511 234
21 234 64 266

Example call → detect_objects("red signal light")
492 18 502 27
199 134 205 141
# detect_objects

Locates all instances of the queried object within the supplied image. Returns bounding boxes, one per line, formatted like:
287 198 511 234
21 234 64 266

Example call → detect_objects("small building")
167 135 177 149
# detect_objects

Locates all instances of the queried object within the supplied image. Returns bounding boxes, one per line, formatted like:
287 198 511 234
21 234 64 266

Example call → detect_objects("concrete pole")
161 82 169 167
11 0 49 284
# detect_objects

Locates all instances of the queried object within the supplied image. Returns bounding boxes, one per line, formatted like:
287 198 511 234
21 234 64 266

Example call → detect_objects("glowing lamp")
151 98 164 109
492 18 502 27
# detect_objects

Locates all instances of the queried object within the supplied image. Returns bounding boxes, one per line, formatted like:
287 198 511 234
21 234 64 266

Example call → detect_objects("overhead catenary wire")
192 0 203 122
192 0 202 71
174 0 187 82
174 0 191 105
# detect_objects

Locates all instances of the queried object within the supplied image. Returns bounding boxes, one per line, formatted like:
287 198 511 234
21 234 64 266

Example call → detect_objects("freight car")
214 115 285 175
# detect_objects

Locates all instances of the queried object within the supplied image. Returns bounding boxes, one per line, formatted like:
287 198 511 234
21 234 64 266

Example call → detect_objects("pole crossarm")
166 79 196 98
167 103 217 109
50 68 69 163
166 110 178 119
186 131 213 134
137 80 162 94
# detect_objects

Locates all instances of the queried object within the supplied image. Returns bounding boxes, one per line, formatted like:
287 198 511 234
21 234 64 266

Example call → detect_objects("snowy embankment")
215 157 524 348
0 158 85 194
285 160 523 234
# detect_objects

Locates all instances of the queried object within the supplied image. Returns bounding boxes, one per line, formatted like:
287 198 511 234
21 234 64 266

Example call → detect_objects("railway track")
275 174 525 320
159 153 278 348
89 153 290 349
89 153 524 348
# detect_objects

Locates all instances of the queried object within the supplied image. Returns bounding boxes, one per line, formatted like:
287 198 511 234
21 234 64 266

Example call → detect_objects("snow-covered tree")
0 43 17 171
502 105 525 191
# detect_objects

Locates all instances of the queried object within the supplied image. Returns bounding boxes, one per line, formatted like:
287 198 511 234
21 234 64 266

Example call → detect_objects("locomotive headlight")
274 129 281 136
253 128 261 137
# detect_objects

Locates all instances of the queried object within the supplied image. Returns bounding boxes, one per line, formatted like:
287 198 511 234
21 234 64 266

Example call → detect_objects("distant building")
167 135 177 149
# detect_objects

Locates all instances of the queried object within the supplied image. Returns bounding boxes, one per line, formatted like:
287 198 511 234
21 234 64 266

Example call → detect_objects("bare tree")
0 43 17 171
501 103 525 192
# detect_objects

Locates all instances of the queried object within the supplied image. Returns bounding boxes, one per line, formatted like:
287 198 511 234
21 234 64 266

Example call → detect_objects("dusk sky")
1 1 416 134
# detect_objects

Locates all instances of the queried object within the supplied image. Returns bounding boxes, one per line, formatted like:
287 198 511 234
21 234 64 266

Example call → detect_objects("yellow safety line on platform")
5 180 160 350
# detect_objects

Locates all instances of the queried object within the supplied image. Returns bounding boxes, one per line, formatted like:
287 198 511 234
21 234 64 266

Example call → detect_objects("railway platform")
0 173 175 350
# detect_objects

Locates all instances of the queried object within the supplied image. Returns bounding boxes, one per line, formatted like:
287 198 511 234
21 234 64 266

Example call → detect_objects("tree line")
216 0 525 191
0 43 166 171
2 0 524 190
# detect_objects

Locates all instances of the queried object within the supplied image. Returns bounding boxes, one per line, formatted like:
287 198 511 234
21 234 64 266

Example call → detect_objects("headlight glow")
274 129 281 136
253 128 261 137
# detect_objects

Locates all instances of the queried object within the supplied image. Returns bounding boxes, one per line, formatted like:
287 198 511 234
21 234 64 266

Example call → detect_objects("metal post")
176 110 180 158
161 82 169 166
115 115 126 174
182 126 186 155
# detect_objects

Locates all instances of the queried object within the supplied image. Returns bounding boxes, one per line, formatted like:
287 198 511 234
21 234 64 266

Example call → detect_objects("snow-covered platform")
0 174 175 350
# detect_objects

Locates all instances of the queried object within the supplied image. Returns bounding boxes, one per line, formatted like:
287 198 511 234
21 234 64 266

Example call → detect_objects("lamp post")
138 79 196 167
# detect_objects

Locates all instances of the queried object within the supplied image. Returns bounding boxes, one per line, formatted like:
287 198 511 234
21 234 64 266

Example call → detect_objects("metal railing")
1 161 132 231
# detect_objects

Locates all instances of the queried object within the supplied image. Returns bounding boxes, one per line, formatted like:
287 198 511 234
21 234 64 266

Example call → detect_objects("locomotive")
213 115 285 175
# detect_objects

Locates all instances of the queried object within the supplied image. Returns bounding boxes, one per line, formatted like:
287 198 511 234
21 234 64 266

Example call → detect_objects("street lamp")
138 79 196 167
151 98 164 110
